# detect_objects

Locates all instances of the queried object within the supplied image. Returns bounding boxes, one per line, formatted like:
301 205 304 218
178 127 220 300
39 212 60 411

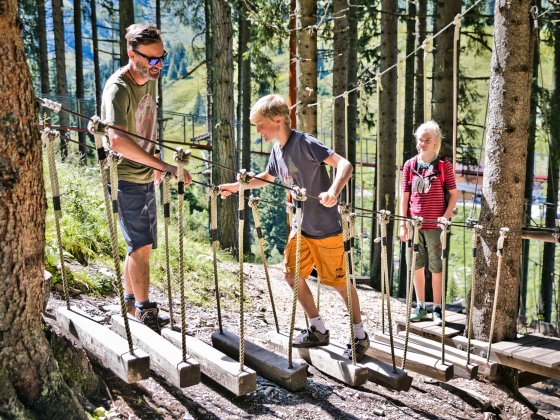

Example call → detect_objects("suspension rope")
43 128 70 308
349 212 357 287
402 216 422 370
174 147 191 363
421 38 433 121
162 172 175 329
438 218 451 364
249 196 280 333
340 204 357 365
452 13 461 168
466 222 482 365
209 186 224 333
288 187 306 369
487 227 510 362
87 118 134 355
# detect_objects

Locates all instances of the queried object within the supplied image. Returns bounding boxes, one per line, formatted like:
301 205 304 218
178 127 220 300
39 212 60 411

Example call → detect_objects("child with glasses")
399 121 458 325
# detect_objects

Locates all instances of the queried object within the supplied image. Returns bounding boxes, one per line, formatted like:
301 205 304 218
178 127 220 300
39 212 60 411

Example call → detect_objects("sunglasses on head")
133 49 168 66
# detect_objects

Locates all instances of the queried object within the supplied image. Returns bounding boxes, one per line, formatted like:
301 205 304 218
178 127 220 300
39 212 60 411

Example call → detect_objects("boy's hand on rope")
218 183 239 199
318 190 338 208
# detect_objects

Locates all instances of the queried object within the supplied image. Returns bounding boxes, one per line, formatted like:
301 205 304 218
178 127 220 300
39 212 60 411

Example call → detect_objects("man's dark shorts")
109 181 157 255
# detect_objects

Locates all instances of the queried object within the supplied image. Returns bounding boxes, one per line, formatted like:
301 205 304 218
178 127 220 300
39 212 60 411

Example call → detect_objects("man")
219 94 370 360
101 24 191 334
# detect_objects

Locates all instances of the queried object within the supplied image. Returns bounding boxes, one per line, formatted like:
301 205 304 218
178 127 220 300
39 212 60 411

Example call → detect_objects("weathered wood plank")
56 307 150 383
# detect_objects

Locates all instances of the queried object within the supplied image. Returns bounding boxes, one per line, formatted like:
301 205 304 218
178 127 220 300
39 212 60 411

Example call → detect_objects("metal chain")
43 128 70 309
174 147 191 362
209 186 223 333
379 210 397 372
402 217 422 370
467 223 482 365
487 227 510 362
288 187 306 369
438 218 452 364
162 172 174 329
340 204 357 365
249 196 279 333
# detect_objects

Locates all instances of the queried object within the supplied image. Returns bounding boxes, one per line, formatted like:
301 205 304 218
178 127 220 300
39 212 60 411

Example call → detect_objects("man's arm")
219 171 275 198
319 153 353 207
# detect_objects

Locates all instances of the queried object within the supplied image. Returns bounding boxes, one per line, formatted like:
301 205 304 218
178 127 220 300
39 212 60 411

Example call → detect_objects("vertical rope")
174 147 191 362
452 14 462 169
359 85 366 276
162 172 174 329
402 217 422 370
343 91 350 203
487 227 509 362
467 223 482 365
209 186 223 333
288 187 306 369
421 39 433 121
88 119 134 355
438 218 451 364
249 196 279 333
349 212 357 287
43 128 70 309
340 204 357 364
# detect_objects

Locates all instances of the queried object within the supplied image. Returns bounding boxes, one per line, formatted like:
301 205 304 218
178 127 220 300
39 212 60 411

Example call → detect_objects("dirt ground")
46 262 560 419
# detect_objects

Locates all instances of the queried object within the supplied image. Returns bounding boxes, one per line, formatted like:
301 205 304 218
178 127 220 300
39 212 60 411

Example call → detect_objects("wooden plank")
358 355 413 391
111 315 200 388
267 331 368 387
56 307 150 383
162 329 256 396
500 338 550 357
398 331 497 379
491 352 560 380
507 339 560 363
366 339 453 382
374 332 478 380
211 330 308 391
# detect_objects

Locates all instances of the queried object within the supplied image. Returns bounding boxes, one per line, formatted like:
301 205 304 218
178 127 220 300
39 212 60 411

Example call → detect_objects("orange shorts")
283 232 346 287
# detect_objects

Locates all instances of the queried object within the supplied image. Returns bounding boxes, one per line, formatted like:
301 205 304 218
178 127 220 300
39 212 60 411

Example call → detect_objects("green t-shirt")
101 67 158 184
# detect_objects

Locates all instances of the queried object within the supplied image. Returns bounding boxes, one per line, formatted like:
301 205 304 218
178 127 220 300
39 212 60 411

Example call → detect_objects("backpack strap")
409 156 418 185
438 158 446 187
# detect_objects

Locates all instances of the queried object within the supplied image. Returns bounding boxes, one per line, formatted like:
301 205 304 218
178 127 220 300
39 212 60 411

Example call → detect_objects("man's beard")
136 61 160 80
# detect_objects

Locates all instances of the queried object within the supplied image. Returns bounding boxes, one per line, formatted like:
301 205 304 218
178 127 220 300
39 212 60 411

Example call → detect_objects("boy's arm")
219 171 275 198
321 153 353 207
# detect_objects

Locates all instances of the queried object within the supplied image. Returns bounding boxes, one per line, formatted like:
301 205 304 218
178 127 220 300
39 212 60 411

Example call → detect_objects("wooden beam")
162 329 256 396
56 307 150 383
211 330 308 391
111 316 200 388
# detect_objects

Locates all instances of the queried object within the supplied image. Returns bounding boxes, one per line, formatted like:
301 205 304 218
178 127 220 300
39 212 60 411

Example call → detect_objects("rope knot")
421 39 434 54
42 127 60 144
107 150 123 164
87 115 108 135
375 73 383 91
248 196 261 208
209 185 220 197
412 216 423 229
497 227 510 254
438 217 451 233
452 13 462 28
237 169 254 185
292 186 307 202
173 147 191 166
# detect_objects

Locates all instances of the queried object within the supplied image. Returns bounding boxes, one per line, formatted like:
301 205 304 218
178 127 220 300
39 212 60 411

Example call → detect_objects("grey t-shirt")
266 130 342 239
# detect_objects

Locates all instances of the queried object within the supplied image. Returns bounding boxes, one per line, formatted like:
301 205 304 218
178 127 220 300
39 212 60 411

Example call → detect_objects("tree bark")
52 0 69 159
37 0 50 95
473 0 534 389
119 0 134 66
0 1 86 417
371 0 397 291
332 0 348 164
431 0 461 160
91 0 101 115
347 0 358 206
296 0 317 135
414 0 427 129
74 0 87 163
211 0 237 251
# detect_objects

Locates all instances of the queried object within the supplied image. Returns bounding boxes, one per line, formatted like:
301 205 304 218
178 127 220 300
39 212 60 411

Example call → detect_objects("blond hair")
415 120 443 155
250 94 291 126
125 24 162 51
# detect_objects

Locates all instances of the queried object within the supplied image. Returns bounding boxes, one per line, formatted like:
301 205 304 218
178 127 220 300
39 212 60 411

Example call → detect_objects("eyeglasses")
133 49 168 66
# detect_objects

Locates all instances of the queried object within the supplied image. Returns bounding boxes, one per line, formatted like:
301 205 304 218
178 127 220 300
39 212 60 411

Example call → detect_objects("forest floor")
46 262 560 420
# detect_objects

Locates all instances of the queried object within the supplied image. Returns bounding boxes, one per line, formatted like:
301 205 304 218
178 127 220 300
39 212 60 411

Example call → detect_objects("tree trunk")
205 0 213 135
332 0 348 163
431 0 461 160
211 0 237 251
371 0 397 292
0 1 86 417
398 0 417 298
473 0 534 389
74 0 87 163
37 0 50 95
119 0 134 66
414 0 427 129
52 0 69 159
347 0 358 206
91 0 101 115
296 0 317 135
156 0 164 160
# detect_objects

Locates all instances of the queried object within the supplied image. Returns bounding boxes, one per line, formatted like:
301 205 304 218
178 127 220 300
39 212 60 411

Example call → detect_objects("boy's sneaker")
343 332 370 362
134 303 161 335
432 306 442 326
292 325 330 348
410 307 428 322
126 299 170 327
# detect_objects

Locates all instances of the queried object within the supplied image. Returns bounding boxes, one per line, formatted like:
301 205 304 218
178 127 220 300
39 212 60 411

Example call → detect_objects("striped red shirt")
402 156 456 230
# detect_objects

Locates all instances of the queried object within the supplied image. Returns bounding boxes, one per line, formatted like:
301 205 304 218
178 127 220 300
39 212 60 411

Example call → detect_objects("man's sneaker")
410 306 428 322
125 299 170 327
135 303 161 335
432 306 442 326
292 325 330 348
343 332 371 362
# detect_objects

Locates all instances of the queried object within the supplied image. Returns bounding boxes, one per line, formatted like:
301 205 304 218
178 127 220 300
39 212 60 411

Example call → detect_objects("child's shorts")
414 229 442 273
